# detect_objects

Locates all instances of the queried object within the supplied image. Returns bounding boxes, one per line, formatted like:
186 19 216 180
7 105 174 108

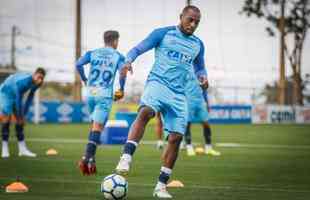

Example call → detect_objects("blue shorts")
140 81 188 135
0 93 14 116
188 99 209 123
86 96 112 125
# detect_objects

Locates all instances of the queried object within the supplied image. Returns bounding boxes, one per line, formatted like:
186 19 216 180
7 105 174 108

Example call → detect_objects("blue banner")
24 101 252 124
26 101 90 123
208 105 252 124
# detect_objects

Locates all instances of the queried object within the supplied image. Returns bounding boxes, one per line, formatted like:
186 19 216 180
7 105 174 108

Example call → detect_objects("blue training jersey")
0 72 38 117
126 26 207 94
76 47 126 98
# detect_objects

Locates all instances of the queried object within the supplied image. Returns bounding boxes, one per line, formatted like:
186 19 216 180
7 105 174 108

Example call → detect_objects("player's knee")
137 106 155 122
203 121 210 129
1 115 10 123
168 133 183 145
1 121 10 133
92 122 103 132
16 119 24 125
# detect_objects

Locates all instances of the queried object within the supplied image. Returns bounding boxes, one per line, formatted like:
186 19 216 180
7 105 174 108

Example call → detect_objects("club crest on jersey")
166 50 193 64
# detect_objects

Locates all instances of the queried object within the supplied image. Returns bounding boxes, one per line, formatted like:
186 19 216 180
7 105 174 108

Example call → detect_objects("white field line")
215 143 310 149
2 157 296 169
24 138 310 150
0 176 309 194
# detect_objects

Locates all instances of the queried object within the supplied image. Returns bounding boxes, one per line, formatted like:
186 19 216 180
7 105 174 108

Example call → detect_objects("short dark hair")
103 30 119 44
182 5 200 14
35 67 46 76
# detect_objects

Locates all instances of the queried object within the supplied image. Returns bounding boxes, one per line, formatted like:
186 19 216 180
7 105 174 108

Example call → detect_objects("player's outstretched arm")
126 27 172 63
121 27 172 78
76 51 91 84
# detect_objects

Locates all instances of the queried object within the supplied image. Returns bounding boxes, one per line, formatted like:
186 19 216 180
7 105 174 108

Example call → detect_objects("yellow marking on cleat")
205 149 221 156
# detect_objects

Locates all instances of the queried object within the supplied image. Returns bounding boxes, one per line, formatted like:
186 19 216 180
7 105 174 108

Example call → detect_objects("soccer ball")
101 174 128 200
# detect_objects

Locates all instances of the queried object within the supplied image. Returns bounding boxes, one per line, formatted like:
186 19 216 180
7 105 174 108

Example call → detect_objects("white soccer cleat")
186 145 196 156
180 141 186 150
153 186 173 198
18 141 37 157
1 142 10 158
18 149 37 157
156 140 164 150
115 154 131 176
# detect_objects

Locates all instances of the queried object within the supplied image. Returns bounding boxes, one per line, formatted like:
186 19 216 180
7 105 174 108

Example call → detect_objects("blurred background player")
0 67 46 158
114 5 208 198
185 73 221 156
155 112 164 149
76 30 126 175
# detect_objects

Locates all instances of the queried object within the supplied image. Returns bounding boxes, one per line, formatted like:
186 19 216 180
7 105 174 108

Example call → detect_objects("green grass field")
0 124 310 200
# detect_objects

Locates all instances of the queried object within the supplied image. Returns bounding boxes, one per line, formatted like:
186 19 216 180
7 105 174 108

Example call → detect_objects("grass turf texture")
0 124 310 200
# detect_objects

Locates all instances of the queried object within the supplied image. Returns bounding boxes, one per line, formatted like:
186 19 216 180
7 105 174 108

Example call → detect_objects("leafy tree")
260 74 310 104
240 0 310 105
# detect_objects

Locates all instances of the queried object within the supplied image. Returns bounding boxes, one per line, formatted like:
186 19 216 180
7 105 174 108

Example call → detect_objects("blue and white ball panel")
140 81 188 135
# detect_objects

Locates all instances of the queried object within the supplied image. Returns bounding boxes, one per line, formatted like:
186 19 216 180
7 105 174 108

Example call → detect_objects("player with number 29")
75 30 127 175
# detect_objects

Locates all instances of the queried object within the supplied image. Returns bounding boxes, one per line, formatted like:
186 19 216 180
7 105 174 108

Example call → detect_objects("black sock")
85 131 101 157
185 123 192 145
1 122 10 141
15 124 25 141
203 125 212 145
158 167 172 185
123 140 138 156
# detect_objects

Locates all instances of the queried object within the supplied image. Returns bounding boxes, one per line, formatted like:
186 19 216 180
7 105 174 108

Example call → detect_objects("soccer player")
115 5 208 198
0 68 46 158
185 73 221 156
76 30 126 175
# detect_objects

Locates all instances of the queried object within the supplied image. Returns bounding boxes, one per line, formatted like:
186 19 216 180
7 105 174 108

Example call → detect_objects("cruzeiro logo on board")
57 103 74 122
